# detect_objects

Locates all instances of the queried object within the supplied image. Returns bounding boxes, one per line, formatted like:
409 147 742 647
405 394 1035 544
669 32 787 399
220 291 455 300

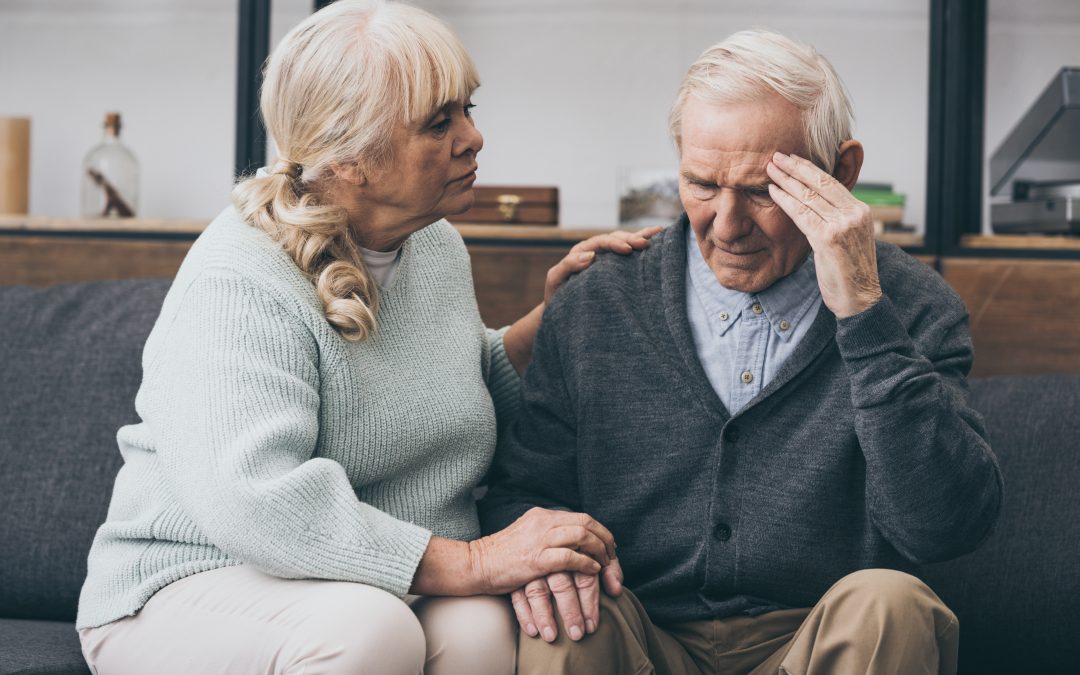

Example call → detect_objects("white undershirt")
360 245 402 288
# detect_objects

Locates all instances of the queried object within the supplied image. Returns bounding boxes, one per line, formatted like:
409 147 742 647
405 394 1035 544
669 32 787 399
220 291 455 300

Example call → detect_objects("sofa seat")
0 619 88 675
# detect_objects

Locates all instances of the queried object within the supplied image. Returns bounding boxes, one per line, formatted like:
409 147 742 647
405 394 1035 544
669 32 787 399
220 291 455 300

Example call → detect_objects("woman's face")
355 98 482 247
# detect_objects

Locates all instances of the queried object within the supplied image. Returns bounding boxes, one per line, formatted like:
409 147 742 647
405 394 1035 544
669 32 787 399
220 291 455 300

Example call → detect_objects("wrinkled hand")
544 226 661 304
511 558 624 643
766 152 882 318
468 507 617 595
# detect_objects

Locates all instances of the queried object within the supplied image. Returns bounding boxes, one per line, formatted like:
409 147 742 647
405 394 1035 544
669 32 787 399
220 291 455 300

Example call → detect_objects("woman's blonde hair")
669 29 854 173
231 0 479 341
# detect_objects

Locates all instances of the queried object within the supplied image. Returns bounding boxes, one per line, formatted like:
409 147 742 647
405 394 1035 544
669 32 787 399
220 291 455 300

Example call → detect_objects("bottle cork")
104 112 122 137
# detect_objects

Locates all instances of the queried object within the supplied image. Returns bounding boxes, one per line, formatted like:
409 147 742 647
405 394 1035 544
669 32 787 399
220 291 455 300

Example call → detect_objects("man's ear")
330 161 366 187
833 140 864 191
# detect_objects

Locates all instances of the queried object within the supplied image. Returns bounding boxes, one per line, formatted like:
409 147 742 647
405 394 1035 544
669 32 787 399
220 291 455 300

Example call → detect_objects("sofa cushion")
924 374 1080 674
0 618 89 675
0 279 171 622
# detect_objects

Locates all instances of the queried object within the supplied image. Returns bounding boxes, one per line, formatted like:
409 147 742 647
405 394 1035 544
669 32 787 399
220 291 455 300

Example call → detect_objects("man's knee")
826 568 958 630
518 589 648 671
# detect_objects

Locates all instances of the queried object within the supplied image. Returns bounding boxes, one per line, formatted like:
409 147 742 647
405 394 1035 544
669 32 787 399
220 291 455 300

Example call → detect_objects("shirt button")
751 303 764 315
718 311 730 321
741 370 753 384
714 522 732 541
778 319 791 331
723 425 740 443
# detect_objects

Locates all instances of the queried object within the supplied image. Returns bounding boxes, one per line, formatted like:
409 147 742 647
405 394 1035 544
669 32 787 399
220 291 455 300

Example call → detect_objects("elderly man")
479 29 1002 675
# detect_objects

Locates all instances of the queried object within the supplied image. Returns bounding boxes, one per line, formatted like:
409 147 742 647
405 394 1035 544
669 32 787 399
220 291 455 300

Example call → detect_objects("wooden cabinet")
0 219 585 330
4 217 1080 377
942 257 1080 377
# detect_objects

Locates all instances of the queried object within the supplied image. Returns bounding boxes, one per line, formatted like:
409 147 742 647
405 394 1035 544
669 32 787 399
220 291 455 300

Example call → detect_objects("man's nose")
708 188 754 243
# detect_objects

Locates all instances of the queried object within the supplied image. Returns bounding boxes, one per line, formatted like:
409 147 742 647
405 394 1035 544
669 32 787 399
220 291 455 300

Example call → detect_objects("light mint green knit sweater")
76 207 520 629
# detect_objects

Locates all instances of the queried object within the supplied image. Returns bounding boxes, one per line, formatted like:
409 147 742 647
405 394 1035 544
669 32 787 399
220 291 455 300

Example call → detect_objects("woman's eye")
431 118 451 135
464 103 476 118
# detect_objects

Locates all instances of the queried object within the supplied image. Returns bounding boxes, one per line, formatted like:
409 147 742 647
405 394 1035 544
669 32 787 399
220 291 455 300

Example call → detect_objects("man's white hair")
669 28 854 173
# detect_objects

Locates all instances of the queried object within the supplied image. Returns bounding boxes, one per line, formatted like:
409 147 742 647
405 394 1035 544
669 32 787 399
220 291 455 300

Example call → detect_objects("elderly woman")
75 2 649 673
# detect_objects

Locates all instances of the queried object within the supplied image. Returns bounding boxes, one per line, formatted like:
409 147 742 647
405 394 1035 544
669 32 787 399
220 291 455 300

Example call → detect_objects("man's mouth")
712 242 763 257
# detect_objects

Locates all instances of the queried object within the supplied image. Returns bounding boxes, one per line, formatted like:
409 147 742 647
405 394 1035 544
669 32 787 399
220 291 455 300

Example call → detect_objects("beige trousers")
518 569 959 675
78 565 516 675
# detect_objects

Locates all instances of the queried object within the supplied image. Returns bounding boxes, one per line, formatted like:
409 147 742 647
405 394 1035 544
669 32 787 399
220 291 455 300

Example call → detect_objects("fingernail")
578 251 595 262
586 620 596 634
526 623 538 637
569 626 583 641
773 151 787 161
542 627 556 642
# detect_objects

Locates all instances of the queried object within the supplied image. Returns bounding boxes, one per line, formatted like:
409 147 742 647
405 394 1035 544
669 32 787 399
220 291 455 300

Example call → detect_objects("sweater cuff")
486 327 522 424
372 519 434 598
835 296 915 360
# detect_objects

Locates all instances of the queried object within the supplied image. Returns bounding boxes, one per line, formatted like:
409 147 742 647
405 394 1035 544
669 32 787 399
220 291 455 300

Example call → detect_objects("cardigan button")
723 425 740 443
714 522 732 541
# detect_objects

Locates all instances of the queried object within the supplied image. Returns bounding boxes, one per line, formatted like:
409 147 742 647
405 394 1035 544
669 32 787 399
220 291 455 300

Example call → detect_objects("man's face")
678 92 813 294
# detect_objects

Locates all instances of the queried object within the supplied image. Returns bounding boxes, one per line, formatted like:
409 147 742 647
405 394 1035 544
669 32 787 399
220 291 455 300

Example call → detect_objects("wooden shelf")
0 215 924 248
0 215 208 235
961 234 1080 251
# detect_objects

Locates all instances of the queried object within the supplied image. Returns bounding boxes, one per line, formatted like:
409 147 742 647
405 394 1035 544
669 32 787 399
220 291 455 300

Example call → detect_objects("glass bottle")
81 112 139 218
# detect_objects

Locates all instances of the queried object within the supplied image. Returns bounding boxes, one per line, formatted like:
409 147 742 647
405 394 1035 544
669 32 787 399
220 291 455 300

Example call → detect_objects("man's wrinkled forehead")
681 149 773 187
679 94 808 181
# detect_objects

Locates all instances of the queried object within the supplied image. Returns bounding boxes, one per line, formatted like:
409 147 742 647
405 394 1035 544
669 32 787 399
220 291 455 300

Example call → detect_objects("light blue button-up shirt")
685 225 823 415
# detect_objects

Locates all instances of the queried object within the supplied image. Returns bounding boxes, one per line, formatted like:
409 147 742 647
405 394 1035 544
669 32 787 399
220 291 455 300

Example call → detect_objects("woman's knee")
289 584 426 675
413 595 516 675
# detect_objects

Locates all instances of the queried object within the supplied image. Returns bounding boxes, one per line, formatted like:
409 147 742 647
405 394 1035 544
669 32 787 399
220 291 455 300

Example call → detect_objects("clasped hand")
511 557 624 643
470 507 623 642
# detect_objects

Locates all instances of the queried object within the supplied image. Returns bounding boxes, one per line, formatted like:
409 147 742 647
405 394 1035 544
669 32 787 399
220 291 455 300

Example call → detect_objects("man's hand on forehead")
765 152 882 319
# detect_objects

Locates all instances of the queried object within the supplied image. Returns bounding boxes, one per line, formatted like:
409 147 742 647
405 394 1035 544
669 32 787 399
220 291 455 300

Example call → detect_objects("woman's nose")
455 123 483 157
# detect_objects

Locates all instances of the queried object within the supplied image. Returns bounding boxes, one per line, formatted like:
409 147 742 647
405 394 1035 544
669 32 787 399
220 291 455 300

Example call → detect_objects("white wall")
417 0 931 231
2 0 1076 233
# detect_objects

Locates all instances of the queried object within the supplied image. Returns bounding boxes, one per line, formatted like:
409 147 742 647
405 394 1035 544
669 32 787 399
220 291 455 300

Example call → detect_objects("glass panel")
985 0 1080 234
0 0 238 219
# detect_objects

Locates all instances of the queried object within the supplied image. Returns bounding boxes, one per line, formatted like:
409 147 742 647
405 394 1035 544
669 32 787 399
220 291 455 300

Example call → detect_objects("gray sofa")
1 278 1077 674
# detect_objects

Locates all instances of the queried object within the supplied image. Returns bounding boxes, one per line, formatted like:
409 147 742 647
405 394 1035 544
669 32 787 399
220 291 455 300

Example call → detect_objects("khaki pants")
518 569 958 675
79 565 516 675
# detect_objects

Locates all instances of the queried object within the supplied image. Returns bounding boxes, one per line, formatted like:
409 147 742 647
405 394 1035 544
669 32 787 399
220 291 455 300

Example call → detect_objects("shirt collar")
685 224 820 341
755 253 820 341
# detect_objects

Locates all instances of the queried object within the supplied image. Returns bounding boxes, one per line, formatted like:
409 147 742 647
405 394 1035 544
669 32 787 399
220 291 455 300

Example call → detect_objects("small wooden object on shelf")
454 186 559 225
0 117 31 215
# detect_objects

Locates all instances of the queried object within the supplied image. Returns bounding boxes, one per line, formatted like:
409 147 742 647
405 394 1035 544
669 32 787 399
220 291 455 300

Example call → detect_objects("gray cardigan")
479 215 1003 625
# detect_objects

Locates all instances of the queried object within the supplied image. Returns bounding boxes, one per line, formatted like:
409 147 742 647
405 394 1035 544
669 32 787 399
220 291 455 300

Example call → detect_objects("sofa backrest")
924 374 1080 673
0 278 171 621
1 277 1078 672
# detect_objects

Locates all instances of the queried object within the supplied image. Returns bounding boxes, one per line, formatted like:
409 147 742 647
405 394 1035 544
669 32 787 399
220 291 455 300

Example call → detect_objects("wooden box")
456 185 559 225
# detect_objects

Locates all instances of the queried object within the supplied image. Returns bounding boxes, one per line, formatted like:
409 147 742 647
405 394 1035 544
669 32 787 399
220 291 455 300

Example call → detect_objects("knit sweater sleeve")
479 308 579 535
144 273 432 596
836 291 1003 564
485 326 521 427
